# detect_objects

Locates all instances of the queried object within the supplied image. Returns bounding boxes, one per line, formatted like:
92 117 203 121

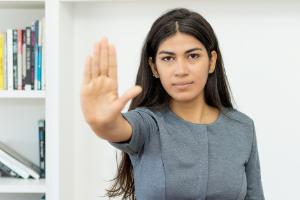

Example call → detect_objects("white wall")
71 0 300 199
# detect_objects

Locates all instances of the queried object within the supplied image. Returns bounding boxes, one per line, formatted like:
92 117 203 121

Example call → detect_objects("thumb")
118 85 142 108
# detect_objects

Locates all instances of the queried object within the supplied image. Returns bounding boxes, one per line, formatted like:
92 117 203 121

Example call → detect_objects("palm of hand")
80 37 142 127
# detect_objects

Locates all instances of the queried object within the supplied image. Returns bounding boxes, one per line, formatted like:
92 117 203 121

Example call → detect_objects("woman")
80 7 265 200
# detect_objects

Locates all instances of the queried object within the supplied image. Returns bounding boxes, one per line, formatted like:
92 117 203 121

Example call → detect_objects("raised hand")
80 37 142 130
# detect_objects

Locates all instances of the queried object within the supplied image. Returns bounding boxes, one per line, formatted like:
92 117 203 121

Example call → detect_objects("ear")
209 50 217 74
148 57 160 78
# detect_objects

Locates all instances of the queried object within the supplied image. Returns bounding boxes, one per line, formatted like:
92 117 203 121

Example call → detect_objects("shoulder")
221 107 254 128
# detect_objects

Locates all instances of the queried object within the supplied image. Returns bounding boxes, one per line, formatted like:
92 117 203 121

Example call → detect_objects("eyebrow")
158 47 203 55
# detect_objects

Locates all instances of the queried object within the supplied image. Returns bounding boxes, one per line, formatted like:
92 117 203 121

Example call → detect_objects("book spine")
34 20 39 90
17 29 22 90
41 17 46 91
0 152 30 179
38 120 45 178
7 30 13 90
38 20 42 90
0 34 3 90
13 30 18 90
31 23 35 90
22 30 26 89
25 27 31 90
0 161 20 178
3 32 7 90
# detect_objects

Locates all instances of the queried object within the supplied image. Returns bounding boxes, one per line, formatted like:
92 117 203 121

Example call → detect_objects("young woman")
80 8 265 200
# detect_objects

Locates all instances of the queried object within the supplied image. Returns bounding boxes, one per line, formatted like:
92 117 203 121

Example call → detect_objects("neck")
169 98 218 124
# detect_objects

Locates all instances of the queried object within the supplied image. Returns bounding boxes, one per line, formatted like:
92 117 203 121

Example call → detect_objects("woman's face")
149 32 217 104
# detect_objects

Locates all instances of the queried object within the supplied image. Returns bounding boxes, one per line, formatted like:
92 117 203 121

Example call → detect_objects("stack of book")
0 119 45 179
0 17 45 91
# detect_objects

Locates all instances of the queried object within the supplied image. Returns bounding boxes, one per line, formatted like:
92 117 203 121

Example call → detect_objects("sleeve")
108 108 159 155
245 121 265 200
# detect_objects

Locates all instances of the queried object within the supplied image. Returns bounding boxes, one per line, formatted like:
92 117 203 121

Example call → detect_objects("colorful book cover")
38 120 45 178
3 32 7 90
22 30 26 89
0 34 3 90
12 30 18 90
38 20 42 90
31 23 35 90
34 20 39 90
17 29 23 90
25 27 31 90
6 29 13 90
41 17 46 91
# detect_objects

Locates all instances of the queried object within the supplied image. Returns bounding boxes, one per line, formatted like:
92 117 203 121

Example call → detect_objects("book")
34 20 39 90
0 161 20 178
41 17 46 91
31 23 35 90
22 30 26 89
3 32 7 90
7 29 13 90
38 20 42 90
24 27 31 90
17 29 23 90
0 149 30 179
0 141 40 179
13 30 18 90
38 120 45 178
0 34 3 90
40 195 46 200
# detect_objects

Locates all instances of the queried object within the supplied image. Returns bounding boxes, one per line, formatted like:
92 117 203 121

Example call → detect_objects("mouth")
172 82 193 89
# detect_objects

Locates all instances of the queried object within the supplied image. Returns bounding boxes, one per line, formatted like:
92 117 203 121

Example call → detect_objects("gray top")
109 106 265 200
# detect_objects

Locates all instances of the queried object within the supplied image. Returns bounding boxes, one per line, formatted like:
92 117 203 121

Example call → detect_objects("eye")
162 56 174 62
188 54 200 59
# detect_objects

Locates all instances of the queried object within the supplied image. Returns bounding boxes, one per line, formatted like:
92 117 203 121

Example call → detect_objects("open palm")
80 37 142 128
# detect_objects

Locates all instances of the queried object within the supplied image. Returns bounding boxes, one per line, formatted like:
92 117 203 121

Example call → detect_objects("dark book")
24 27 31 90
22 29 26 89
12 30 18 90
0 161 20 178
38 120 45 178
35 20 39 90
31 23 35 90
40 195 45 200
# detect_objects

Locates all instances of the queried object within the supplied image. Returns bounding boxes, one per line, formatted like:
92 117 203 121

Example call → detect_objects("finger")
82 55 92 85
92 41 101 79
108 44 117 80
100 37 109 76
118 86 142 108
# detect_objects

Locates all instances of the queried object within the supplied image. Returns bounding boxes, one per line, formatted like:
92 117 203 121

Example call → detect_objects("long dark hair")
106 7 238 199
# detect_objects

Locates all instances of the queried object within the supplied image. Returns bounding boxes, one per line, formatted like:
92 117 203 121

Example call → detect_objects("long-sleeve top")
109 106 265 200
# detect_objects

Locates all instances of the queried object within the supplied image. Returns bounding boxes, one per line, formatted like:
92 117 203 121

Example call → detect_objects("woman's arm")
245 122 265 200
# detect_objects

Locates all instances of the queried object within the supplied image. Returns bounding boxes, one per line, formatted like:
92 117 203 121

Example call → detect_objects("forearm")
90 113 133 143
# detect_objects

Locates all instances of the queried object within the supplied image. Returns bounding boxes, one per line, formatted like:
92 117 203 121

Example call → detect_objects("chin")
170 94 198 103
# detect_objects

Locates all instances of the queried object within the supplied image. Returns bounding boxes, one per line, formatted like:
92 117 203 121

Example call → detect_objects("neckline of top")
166 105 223 126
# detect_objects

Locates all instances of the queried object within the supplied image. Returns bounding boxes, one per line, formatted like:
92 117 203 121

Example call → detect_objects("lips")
173 82 193 85
173 82 193 89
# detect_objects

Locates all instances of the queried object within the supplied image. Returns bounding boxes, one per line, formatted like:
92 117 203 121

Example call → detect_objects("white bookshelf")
0 91 45 98
0 178 45 193
0 1 47 200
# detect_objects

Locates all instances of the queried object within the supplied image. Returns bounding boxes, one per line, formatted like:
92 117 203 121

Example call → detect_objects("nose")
174 58 189 76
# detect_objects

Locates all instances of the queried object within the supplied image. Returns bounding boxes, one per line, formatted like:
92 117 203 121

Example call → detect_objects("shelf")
0 1 45 9
0 91 46 98
0 178 45 193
